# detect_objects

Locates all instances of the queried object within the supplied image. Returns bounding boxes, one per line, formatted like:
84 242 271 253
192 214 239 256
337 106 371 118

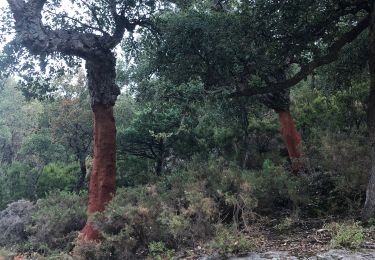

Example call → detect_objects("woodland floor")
2 217 375 259
178 217 375 259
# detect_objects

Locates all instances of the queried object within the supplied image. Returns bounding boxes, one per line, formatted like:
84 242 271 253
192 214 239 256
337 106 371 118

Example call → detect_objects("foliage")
311 133 369 214
292 81 369 136
116 80 203 175
325 221 365 249
36 163 79 197
0 163 36 208
20 133 66 169
74 159 310 258
241 160 307 215
26 191 87 254
116 155 153 187
0 200 34 247
0 0 374 257
0 79 42 164
289 80 370 216
49 97 92 162
212 225 255 257
73 240 115 260
147 241 175 260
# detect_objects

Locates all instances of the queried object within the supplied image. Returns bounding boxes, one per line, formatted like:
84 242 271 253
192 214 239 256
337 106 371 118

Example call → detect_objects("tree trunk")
277 110 303 173
155 139 165 176
76 155 87 191
1 143 13 164
261 84 304 173
80 104 116 240
155 157 163 176
362 5 375 221
362 146 375 221
240 105 250 168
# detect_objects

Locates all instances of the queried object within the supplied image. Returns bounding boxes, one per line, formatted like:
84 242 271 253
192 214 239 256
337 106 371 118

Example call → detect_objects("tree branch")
230 15 370 97
7 0 113 59
45 9 107 35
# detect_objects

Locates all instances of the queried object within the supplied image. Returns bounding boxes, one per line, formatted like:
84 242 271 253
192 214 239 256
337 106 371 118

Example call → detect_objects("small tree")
0 79 41 164
49 97 92 191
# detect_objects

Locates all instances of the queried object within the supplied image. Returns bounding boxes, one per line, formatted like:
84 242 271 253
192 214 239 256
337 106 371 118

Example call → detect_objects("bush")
212 225 255 257
159 181 218 244
74 159 313 259
73 163 208 257
0 163 36 208
241 160 307 215
304 132 370 215
26 191 87 254
116 155 153 187
0 200 34 247
75 186 163 259
325 221 364 249
148 241 175 260
73 240 116 260
36 162 79 197
292 83 370 216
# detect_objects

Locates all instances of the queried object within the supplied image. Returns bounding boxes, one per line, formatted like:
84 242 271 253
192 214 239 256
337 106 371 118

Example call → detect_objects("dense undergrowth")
0 147 370 259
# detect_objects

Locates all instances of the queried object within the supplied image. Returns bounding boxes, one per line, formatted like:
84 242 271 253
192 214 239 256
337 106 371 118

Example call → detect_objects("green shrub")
75 159 309 258
0 163 36 208
75 161 241 258
36 163 79 197
212 225 255 257
241 160 308 215
158 181 218 245
26 190 87 254
116 155 153 187
274 217 295 233
302 132 370 216
78 187 164 259
73 240 116 260
292 83 370 216
148 241 175 260
0 248 17 260
325 221 364 249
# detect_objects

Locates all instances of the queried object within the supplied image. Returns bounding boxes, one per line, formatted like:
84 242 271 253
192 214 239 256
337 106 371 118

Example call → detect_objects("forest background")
0 0 374 259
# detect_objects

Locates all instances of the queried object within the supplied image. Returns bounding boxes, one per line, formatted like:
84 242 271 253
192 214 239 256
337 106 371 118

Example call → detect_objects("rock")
197 255 223 260
230 251 300 259
200 249 375 260
316 249 375 260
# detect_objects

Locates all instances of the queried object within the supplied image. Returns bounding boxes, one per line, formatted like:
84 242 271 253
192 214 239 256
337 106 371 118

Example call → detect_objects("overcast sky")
0 1 7 8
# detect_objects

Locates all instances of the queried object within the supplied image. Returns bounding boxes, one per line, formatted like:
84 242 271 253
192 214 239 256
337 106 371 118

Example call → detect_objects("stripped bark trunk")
80 104 116 240
277 110 303 173
262 88 304 173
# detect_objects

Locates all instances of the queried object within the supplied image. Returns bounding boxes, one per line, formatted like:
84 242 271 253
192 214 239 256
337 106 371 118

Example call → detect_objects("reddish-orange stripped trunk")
277 111 303 173
80 104 116 240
